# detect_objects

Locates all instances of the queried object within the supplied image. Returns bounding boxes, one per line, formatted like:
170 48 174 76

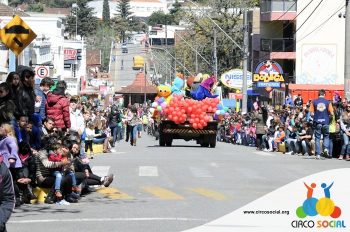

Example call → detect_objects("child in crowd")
85 121 100 159
274 125 286 151
17 141 37 202
48 143 79 199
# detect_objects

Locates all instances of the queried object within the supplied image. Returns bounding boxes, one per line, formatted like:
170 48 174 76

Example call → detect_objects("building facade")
253 0 296 83
88 0 169 19
295 0 345 85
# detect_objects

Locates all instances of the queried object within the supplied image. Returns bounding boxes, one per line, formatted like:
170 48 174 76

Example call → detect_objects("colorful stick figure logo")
296 182 342 219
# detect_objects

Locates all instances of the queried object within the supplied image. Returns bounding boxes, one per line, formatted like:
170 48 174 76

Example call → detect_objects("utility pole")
242 6 249 114
345 0 350 99
165 23 168 83
195 47 198 73
213 27 218 78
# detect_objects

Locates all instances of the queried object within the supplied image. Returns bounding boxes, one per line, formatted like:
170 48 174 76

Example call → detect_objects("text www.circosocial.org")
243 210 290 215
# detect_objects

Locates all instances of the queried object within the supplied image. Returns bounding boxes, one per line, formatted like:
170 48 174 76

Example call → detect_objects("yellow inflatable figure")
157 85 172 103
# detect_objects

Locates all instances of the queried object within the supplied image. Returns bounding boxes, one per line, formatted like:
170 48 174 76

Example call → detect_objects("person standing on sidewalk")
0 158 15 232
309 89 334 159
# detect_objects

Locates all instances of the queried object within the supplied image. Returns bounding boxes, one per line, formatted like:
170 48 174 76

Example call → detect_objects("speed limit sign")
35 66 49 78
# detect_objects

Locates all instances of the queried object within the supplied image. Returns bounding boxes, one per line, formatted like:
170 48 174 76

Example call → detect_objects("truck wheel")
166 137 173 147
209 138 216 148
201 142 209 147
159 136 166 146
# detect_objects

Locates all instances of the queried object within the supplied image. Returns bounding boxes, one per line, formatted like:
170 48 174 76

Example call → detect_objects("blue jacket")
34 87 47 120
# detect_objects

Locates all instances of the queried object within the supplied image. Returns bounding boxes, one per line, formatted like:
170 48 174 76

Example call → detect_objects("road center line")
8 217 207 224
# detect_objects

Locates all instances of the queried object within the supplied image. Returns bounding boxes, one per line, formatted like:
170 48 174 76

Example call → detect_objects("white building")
295 0 345 85
148 25 185 45
63 40 86 95
88 0 169 19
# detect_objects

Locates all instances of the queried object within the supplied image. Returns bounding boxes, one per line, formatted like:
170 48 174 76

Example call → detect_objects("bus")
133 55 144 70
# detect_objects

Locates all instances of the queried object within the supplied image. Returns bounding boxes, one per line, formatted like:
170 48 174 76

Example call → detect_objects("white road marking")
91 166 110 177
209 162 219 168
8 218 206 224
139 166 158 176
190 167 213 178
253 151 276 157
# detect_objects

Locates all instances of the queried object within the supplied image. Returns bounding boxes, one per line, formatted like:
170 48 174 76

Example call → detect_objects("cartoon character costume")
190 76 218 101
171 77 184 96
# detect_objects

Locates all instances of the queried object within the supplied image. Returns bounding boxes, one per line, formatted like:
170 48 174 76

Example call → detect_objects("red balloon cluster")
163 96 220 129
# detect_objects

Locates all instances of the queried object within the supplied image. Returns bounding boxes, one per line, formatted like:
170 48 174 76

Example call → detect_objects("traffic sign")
0 15 37 56
35 66 49 78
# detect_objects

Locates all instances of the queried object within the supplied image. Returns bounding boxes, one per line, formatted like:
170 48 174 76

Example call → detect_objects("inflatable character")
190 76 218 101
157 85 172 103
171 77 184 96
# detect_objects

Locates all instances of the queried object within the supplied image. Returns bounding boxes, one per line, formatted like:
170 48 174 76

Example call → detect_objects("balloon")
161 102 167 108
193 123 198 129
173 116 178 122
220 110 225 115
225 112 230 117
149 108 155 114
217 104 223 110
216 110 221 115
152 102 158 108
224 107 229 112
157 106 162 111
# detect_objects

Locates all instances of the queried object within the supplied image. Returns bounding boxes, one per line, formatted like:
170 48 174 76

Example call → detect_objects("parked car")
122 47 128 53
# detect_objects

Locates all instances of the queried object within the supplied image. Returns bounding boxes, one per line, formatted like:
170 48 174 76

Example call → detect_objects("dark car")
122 47 128 53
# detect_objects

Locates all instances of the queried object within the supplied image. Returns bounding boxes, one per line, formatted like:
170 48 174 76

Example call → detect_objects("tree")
65 0 98 39
86 24 116 71
112 0 133 42
174 0 257 75
116 0 132 20
27 2 44 12
102 0 110 25
169 0 182 24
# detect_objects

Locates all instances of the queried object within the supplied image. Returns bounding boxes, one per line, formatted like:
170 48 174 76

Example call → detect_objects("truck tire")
159 135 166 146
165 136 173 147
209 137 216 148
201 142 209 147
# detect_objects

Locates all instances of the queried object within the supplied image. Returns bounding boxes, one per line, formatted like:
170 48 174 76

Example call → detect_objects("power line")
257 1 343 63
295 0 324 34
296 4 345 43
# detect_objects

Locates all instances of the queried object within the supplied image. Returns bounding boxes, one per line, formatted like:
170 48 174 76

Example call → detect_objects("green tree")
174 0 257 75
65 0 98 39
87 24 115 71
27 2 44 12
169 0 182 24
112 0 132 42
102 0 110 25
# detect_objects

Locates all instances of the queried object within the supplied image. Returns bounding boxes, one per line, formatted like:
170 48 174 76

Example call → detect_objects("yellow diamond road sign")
0 15 37 56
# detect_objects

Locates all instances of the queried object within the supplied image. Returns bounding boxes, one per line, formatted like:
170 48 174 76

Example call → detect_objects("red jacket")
45 93 71 129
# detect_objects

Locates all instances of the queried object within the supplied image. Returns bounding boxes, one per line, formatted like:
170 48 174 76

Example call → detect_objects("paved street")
7 134 349 232
111 42 146 92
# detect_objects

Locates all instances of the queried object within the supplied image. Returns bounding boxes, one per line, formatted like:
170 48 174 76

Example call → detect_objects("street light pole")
242 7 249 114
213 27 218 78
345 0 350 99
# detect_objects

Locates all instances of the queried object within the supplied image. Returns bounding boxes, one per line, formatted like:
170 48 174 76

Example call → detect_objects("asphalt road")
111 43 146 92
7 135 349 232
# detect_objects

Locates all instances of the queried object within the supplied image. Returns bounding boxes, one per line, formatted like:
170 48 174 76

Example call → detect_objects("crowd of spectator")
0 66 147 212
217 90 349 161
